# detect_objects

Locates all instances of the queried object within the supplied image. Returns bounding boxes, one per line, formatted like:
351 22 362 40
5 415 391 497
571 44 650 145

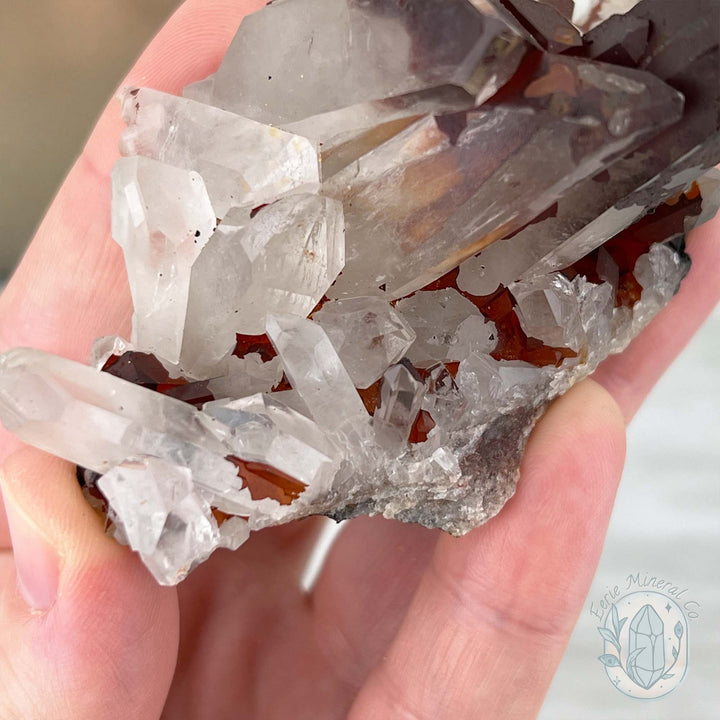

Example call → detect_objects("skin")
0 1 718 717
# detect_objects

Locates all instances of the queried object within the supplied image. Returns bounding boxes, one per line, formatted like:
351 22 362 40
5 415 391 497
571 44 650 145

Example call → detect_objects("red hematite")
409 410 436 444
226 455 308 506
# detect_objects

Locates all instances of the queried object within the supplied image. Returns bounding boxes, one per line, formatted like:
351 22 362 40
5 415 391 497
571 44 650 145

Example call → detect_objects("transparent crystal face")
0 0 717 583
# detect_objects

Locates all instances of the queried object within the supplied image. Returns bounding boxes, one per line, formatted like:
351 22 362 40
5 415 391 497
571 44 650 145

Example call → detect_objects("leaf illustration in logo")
612 604 620 636
674 621 684 639
672 646 678 660
598 654 621 667
617 616 627 635
662 673 674 680
597 627 621 653
626 647 645 665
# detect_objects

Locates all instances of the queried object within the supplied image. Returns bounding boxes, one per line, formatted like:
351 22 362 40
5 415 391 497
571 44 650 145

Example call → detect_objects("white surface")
540 305 720 718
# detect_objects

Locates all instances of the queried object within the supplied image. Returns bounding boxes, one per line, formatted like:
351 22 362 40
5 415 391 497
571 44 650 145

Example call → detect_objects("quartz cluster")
0 0 718 585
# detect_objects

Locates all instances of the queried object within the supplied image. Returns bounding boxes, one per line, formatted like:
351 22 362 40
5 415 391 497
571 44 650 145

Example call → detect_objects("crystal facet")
313 296 416 388
209 0 525 126
111 156 216 364
180 195 345 377
120 87 319 218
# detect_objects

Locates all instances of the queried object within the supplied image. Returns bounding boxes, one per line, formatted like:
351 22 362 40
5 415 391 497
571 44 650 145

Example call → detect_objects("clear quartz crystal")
395 288 482 368
373 362 425 450
0 0 714 583
111 156 216 364
98 456 194 556
511 274 585 351
204 394 342 507
423 363 467 429
265 314 370 440
180 195 345 378
206 354 284 400
0 348 251 513
313 296 416 388
210 0 524 126
323 54 684 299
140 489 248 586
120 87 319 218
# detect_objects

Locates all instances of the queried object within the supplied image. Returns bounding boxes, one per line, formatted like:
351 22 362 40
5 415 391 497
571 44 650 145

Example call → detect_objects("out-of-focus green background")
0 0 181 277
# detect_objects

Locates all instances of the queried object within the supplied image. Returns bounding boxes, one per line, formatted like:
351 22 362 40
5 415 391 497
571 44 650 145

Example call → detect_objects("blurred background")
0 0 717 717
0 0 181 277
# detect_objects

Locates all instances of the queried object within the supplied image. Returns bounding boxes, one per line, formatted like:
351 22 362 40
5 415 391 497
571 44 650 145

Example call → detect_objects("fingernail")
4 498 60 611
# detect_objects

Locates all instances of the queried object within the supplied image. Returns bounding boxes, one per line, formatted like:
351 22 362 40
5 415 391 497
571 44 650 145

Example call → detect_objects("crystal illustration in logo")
597 591 688 699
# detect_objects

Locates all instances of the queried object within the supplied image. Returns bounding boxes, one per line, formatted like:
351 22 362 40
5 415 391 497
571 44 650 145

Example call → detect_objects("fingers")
348 380 626 720
593 213 720 422
0 448 178 720
309 518 438 690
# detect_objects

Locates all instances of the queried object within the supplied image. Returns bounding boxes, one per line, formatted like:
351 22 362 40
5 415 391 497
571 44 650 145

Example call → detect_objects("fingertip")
0 448 179 720
521 378 626 488
1 448 111 566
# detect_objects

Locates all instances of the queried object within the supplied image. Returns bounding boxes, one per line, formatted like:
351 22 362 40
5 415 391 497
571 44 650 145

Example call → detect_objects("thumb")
0 448 178 720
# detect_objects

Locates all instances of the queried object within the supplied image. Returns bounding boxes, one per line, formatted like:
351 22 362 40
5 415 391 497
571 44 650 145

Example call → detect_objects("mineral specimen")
0 0 717 584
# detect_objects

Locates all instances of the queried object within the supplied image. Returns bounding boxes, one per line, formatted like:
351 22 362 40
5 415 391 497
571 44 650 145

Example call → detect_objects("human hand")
0 1 718 717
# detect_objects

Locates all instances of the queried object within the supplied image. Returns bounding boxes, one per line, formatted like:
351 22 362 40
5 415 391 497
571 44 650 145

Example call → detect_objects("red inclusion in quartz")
226 456 307 505
408 409 436 444
233 333 277 362
563 187 701 307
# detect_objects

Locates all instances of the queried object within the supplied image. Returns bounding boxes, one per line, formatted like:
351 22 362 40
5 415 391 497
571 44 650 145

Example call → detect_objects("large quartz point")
0 0 717 584
119 87 319 218
180 194 345 378
111 156 216 364
468 0 720 292
209 0 525 126
324 52 684 298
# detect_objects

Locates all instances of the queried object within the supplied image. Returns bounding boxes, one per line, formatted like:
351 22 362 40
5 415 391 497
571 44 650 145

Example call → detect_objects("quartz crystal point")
98 457 195 556
0 0 716 584
203 394 342 513
373 361 426 450
265 314 370 441
119 87 319 218
469 0 720 291
209 0 526 126
0 348 250 511
325 51 684 298
180 195 345 378
511 274 586 351
313 296 416 388
111 156 216 364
